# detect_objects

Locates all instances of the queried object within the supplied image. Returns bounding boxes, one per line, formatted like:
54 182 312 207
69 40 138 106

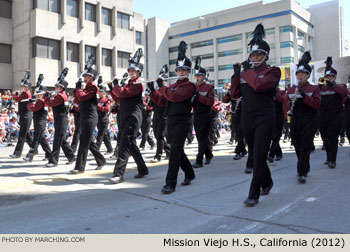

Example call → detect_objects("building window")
267 58 276 66
117 12 130 30
34 0 60 13
218 78 231 87
218 64 233 71
169 72 176 77
102 48 112 67
308 37 313 43
0 43 11 63
298 45 305 53
280 41 294 48
280 25 293 33
204 66 214 72
246 32 253 40
218 49 243 57
85 3 96 22
217 34 242 44
67 0 79 18
191 40 213 49
85 45 96 61
270 43 276 49
117 51 130 68
297 31 305 39
191 53 214 61
33 37 60 60
169 59 177 65
265 28 275 35
0 0 12 19
281 57 294 64
136 31 142 45
66 42 79 62
101 7 111 26
169 47 178 53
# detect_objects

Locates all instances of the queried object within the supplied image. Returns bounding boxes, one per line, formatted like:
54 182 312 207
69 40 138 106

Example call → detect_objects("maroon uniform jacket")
159 78 196 117
283 82 321 116
193 82 215 114
319 83 348 114
14 90 32 116
231 62 281 113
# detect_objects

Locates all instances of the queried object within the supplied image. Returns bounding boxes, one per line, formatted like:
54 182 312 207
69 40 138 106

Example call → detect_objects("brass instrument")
318 77 326 85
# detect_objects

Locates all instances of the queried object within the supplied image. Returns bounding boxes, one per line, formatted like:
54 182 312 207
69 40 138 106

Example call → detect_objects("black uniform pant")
26 119 51 160
140 110 155 148
153 114 170 159
242 109 274 200
49 115 75 164
113 116 148 176
96 118 113 153
233 110 246 155
209 111 219 146
112 112 122 157
166 115 195 188
71 110 81 153
319 112 342 162
75 114 106 171
269 111 284 158
187 114 194 142
13 113 33 156
194 112 213 164
344 110 350 143
290 114 317 176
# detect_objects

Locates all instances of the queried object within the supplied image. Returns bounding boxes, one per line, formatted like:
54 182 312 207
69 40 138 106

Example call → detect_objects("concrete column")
275 25 281 65
242 33 247 60
305 35 309 52
61 36 66 69
97 2 102 33
293 26 298 64
80 0 85 29
97 43 102 74
112 46 117 76
61 0 66 24
213 38 218 87
188 43 192 83
79 40 85 72
112 6 117 36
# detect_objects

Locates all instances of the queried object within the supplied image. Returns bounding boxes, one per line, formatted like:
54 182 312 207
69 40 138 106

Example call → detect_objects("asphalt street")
0 134 349 234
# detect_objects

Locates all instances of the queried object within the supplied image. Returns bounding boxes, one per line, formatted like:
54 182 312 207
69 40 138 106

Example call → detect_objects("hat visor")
175 66 191 71
128 66 141 72
324 73 336 77
296 69 311 75
82 73 95 77
194 73 206 76
249 49 268 56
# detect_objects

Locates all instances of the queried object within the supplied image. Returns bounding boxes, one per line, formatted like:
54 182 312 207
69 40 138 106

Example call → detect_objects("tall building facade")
146 0 346 90
0 0 145 91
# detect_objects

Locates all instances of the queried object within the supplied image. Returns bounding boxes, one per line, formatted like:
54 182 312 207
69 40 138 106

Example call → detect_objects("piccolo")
101 75 135 86
133 76 187 85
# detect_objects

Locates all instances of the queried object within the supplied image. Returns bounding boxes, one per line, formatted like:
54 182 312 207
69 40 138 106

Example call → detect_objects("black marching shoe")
324 160 329 165
267 156 274 163
46 163 58 167
150 144 155 150
109 176 124 184
204 158 212 165
192 163 203 169
244 198 259 207
298 175 306 184
42 158 48 161
233 154 241 160
151 157 161 163
275 156 282 161
241 150 248 157
261 182 274 196
69 169 84 174
328 161 336 169
66 157 76 165
181 177 195 186
9 154 20 159
23 157 32 162
245 167 253 174
95 162 106 170
161 185 175 194
134 171 149 179
110 155 118 160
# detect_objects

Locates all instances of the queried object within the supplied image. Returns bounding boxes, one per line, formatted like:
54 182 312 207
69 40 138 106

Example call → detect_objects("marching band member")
70 90 81 153
10 77 33 158
24 86 51 162
284 51 321 183
318 57 348 168
45 81 75 167
109 49 149 184
231 24 281 206
95 85 113 154
148 78 171 163
69 69 106 174
209 98 222 147
149 41 196 194
192 57 215 168
343 76 350 154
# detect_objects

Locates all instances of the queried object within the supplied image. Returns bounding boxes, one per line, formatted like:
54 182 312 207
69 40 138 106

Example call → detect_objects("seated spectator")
8 107 17 120
0 108 9 125
0 128 6 146
8 117 20 140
